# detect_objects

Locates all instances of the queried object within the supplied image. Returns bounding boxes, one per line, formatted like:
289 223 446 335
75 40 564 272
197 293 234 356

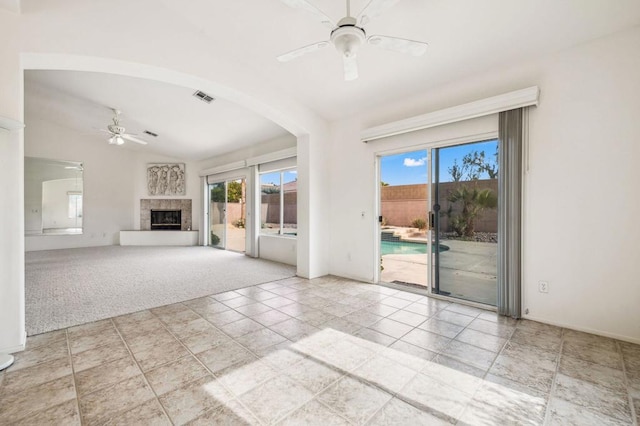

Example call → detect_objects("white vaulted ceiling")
19 0 640 160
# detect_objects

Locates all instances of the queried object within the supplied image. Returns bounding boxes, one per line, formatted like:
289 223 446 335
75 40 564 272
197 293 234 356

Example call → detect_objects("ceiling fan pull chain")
346 0 351 18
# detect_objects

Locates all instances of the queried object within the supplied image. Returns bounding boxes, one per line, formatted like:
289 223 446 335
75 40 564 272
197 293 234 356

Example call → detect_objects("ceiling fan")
98 108 147 146
277 0 428 81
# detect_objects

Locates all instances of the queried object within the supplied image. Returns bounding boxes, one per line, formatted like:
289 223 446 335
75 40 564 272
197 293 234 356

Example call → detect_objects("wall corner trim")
0 116 25 131
361 86 540 143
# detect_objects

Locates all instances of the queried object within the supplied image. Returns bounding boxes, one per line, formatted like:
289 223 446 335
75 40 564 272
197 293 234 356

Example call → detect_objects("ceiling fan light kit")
278 0 428 81
99 108 148 146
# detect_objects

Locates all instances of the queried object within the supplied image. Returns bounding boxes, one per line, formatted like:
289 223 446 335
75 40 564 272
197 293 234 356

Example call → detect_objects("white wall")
0 9 25 354
327 27 640 343
259 235 297 266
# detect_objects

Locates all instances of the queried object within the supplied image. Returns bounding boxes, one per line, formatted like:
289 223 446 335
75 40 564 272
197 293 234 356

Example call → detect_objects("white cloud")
403 157 427 167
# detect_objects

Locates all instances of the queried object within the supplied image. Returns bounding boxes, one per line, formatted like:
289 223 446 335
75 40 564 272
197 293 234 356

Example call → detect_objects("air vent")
143 130 158 138
193 90 215 104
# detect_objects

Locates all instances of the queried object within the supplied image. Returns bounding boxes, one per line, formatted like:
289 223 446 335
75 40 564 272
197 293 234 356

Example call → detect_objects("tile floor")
1 276 639 425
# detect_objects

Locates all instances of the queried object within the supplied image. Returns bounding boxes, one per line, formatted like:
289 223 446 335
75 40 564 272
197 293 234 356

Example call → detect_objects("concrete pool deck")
381 239 497 306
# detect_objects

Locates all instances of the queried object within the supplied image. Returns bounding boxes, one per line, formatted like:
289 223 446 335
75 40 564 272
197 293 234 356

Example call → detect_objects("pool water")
381 240 449 256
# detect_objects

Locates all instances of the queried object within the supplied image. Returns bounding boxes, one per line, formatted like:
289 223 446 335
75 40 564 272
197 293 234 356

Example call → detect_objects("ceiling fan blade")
343 55 358 81
280 0 335 28
121 134 148 145
357 0 400 26
277 41 330 63
367 35 428 56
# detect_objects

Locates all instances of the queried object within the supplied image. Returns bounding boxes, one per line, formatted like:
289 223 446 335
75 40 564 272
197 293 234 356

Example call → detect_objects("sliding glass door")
378 139 499 306
431 140 499 305
208 178 246 252
209 181 226 249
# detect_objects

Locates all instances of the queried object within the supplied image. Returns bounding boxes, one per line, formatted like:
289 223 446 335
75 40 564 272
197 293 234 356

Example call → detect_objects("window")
260 168 297 236
68 192 83 219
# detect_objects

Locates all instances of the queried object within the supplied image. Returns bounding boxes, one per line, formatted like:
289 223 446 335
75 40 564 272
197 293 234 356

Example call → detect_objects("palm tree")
447 185 497 238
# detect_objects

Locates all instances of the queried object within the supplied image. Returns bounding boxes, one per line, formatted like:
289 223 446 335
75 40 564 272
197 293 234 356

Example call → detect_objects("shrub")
381 216 388 227
233 218 245 228
210 232 220 245
411 217 427 230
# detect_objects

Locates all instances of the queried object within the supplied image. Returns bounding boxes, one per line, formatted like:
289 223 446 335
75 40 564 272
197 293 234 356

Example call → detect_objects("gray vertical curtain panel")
498 108 523 318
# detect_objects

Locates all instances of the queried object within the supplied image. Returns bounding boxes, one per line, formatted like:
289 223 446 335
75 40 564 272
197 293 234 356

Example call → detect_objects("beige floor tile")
421 360 483 396
250 309 292 327
554 373 632 423
547 397 629 426
466 317 516 339
102 399 171 426
196 340 256 374
318 376 393 424
235 327 288 352
145 355 209 396
216 360 279 397
270 317 320 340
1 355 72 394
116 317 168 341
67 319 114 339
562 340 623 370
458 379 547 426
400 328 451 352
367 397 450 426
488 353 554 393
24 329 67 351
72 340 131 372
10 338 69 372
387 309 428 327
353 328 397 347
500 340 558 371
132 339 191 372
159 375 233 425
68 326 122 354
510 327 562 352
385 340 436 370
186 399 260 425
235 302 272 316
166 318 217 339
240 375 315 424
204 309 246 327
0 375 76 423
418 318 465 338
454 328 506 353
285 357 344 394
124 329 179 354
369 318 413 339
220 318 265 338
12 399 81 426
257 346 307 371
179 327 230 354
79 375 155 425
278 399 349 426
353 355 418 394
398 373 471 423
75 356 142 396
432 354 487 378
559 354 626 392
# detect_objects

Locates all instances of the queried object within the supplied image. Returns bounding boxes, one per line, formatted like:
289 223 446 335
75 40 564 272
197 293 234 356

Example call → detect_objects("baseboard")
523 314 640 345
1 332 27 354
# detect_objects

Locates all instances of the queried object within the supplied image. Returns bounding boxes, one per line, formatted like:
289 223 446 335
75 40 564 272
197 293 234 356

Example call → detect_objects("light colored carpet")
25 246 296 335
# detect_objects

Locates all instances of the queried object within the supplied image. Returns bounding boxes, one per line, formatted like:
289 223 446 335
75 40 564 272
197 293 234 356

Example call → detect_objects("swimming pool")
381 240 449 256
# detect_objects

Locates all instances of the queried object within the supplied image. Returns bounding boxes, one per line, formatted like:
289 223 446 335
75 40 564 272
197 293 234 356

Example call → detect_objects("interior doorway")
378 139 499 306
208 178 246 253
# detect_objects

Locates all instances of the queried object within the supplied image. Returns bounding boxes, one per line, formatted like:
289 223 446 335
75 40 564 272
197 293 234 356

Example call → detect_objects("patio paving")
381 240 497 306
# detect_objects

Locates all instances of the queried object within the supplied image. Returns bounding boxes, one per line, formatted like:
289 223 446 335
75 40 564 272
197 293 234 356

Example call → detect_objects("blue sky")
381 139 498 185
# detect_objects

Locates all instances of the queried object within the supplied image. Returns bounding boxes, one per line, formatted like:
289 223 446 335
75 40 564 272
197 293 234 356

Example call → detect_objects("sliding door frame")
374 131 498 309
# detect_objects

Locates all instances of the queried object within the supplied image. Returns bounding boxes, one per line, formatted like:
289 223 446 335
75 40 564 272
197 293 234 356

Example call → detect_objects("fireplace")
151 209 182 230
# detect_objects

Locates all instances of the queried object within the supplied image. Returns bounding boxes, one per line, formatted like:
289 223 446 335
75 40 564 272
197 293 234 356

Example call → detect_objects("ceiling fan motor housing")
331 17 366 58
108 124 126 134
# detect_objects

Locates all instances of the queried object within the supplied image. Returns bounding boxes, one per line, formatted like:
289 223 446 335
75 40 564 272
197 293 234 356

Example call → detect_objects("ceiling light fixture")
109 135 125 145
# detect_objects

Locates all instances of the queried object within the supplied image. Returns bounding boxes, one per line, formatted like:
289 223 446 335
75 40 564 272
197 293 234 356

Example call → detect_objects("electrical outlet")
539 281 549 293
